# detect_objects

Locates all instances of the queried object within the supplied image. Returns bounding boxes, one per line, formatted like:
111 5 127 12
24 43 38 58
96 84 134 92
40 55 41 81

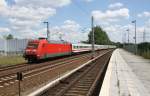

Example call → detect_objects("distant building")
0 39 29 56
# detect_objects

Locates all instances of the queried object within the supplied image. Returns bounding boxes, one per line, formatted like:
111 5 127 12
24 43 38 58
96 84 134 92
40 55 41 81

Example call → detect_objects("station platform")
100 49 150 96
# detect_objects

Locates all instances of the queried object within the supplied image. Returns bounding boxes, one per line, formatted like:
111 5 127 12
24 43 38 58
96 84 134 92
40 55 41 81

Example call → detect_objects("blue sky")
0 0 150 43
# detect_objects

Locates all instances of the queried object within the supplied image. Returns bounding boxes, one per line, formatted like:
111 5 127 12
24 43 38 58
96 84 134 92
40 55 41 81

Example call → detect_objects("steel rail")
37 50 113 96
0 52 95 86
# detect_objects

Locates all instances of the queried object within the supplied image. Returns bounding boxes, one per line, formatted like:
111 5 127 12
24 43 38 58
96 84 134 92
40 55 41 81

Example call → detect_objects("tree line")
82 26 112 45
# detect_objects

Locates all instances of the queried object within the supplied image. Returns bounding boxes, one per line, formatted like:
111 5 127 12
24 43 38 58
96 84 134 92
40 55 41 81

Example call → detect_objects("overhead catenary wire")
72 1 96 57
72 0 90 16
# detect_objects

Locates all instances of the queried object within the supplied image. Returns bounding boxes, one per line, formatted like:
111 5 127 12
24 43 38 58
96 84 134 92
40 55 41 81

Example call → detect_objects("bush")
138 42 150 59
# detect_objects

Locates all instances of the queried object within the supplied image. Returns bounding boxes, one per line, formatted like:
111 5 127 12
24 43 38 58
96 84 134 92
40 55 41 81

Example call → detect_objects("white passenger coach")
72 44 116 53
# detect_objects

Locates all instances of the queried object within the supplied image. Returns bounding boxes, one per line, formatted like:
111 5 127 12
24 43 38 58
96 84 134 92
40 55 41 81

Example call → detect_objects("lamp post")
43 22 50 40
132 20 137 55
143 22 146 43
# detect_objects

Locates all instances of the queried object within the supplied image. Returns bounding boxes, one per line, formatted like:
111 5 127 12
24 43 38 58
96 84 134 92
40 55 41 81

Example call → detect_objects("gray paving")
100 49 150 96
120 49 150 94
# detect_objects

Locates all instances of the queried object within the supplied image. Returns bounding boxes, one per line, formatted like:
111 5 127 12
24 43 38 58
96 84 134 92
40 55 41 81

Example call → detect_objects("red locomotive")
23 38 72 62
24 38 116 62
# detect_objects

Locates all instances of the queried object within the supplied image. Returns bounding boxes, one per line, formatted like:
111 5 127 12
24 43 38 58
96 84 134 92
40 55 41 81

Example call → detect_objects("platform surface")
100 49 150 96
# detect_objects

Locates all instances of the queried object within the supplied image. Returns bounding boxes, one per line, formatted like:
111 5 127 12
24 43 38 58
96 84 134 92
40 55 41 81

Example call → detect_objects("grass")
0 56 27 67
142 50 150 59
138 50 150 59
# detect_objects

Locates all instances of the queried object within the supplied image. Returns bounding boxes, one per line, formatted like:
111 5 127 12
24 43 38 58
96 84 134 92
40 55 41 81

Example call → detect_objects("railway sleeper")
60 80 70 84
65 90 88 96
73 85 91 89
69 87 89 91
76 83 93 87
38 51 112 96
77 81 93 85
64 93 85 96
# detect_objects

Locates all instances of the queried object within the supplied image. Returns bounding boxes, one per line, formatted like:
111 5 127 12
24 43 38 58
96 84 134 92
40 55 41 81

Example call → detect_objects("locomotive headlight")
33 49 37 52
25 50 30 53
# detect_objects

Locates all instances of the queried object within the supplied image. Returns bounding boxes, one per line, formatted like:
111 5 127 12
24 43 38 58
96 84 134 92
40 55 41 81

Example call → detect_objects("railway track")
0 54 91 86
0 53 86 73
0 50 107 88
0 50 106 73
0 63 28 72
0 52 97 77
38 50 112 96
0 49 113 96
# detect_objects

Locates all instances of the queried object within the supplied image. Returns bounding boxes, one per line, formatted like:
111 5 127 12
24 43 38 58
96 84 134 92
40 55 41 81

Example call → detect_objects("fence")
124 43 150 59
0 39 29 56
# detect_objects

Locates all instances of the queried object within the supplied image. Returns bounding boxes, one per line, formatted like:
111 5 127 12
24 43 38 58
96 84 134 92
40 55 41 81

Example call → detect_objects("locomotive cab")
24 40 40 62
23 38 72 63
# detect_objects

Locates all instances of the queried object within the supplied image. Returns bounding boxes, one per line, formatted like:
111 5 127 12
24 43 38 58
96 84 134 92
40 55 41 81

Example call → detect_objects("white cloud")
6 7 56 31
92 8 129 23
61 20 81 32
0 0 89 43
15 0 71 8
0 0 6 7
146 19 150 27
0 6 56 22
102 23 150 43
108 2 123 9
137 27 144 33
0 27 10 33
84 0 93 2
138 11 150 18
37 20 88 43
0 6 56 39
90 2 132 42
0 0 73 39
101 24 123 42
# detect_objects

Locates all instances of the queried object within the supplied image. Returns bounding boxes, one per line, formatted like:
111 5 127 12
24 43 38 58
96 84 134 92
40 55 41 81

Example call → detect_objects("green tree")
88 26 111 45
4 34 14 40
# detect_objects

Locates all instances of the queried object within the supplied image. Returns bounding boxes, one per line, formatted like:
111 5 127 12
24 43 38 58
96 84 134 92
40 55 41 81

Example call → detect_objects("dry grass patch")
0 56 26 67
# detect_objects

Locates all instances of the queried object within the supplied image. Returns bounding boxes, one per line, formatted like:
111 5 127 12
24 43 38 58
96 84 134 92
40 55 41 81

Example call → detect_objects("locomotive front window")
27 43 39 49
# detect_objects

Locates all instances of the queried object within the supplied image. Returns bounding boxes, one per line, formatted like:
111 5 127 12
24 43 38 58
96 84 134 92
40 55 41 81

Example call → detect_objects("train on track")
23 38 115 62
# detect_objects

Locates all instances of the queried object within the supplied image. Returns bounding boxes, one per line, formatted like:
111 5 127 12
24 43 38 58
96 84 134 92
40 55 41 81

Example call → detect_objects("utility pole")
132 20 137 55
91 16 95 58
122 31 124 48
124 32 126 49
143 28 146 42
43 22 50 40
126 29 130 44
59 34 63 41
